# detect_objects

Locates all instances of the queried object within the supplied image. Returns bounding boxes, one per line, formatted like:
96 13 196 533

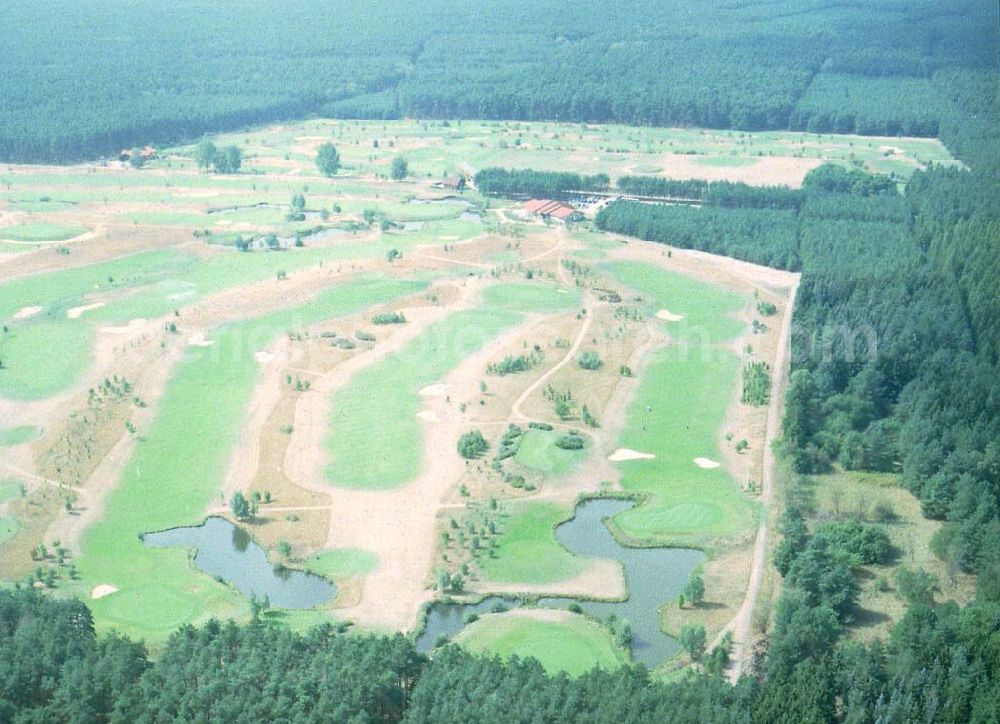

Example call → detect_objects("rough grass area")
455 611 628 675
0 480 25 504
325 305 521 489
806 471 976 641
304 548 378 580
480 501 585 584
514 429 586 474
0 426 41 446
0 223 86 242
0 516 19 543
79 277 421 641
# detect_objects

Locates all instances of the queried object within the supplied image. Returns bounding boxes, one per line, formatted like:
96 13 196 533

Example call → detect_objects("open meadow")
2 118 812 669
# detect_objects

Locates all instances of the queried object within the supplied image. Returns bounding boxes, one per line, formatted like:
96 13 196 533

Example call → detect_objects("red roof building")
523 199 578 220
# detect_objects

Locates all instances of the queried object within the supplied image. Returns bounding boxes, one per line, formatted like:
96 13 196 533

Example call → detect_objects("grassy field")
602 262 758 546
514 429 587 475
0 223 86 242
455 611 628 675
304 548 378 580
325 305 522 489
0 426 40 446
0 516 19 544
480 501 586 584
0 480 24 503
481 283 580 313
79 277 422 640
0 320 94 400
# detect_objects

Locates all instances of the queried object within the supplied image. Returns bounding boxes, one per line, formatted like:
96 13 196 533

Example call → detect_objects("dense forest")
1 0 996 162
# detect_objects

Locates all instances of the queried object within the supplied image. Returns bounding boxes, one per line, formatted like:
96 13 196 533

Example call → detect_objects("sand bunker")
418 383 451 397
438 235 460 241
13 306 43 320
101 319 147 334
187 333 214 347
608 448 656 462
417 410 441 423
655 309 684 322
67 302 105 319
694 457 721 469
255 351 275 365
90 584 119 599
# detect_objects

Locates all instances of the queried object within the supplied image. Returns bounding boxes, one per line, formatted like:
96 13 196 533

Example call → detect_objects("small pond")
143 516 336 609
416 498 703 667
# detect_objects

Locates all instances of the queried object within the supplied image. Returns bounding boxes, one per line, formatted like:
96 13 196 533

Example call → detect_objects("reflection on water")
143 517 336 609
417 498 703 667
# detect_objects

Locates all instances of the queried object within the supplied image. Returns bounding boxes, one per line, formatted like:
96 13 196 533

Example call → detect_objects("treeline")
474 168 609 197
616 176 804 209
5 581 999 722
596 203 801 270
1 0 995 163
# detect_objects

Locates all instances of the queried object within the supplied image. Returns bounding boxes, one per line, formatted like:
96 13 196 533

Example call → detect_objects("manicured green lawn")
480 501 585 584
325 305 521 489
0 426 41 446
455 612 628 675
79 277 422 641
0 321 93 400
304 548 378 580
602 262 758 546
0 223 86 242
514 429 586 475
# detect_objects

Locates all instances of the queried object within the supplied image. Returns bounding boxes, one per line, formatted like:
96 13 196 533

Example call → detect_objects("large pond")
416 498 703 667
143 517 336 609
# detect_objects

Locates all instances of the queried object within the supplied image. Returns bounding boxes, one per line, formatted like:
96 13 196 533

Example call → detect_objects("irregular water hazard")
143 517 336 609
417 498 703 667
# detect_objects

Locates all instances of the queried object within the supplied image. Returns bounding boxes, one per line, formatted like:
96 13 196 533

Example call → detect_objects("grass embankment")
0 426 41 446
78 277 423 641
304 548 378 580
455 610 628 676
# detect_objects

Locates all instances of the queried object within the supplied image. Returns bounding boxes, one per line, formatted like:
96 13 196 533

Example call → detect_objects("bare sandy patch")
655 309 683 322
694 457 721 469
417 410 441 423
187 333 214 347
90 584 118 599
419 383 452 397
608 448 656 462
67 302 105 319
100 318 147 334
255 351 275 365
12 306 42 320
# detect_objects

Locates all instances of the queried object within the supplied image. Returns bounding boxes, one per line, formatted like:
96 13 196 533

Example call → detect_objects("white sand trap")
419 383 451 397
13 306 42 320
438 235 460 241
694 457 721 469
101 318 147 334
255 351 275 365
188 333 214 347
417 410 441 423
609 448 656 462
556 288 569 294
67 302 105 319
90 584 118 599
655 309 684 322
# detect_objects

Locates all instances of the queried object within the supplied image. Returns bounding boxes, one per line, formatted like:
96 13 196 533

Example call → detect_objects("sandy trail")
710 278 798 680
323 313 549 630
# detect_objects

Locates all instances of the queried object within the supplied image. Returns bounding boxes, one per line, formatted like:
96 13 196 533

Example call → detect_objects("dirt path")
710 278 798 681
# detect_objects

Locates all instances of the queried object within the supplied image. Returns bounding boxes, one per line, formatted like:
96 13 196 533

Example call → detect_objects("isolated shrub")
814 520 892 565
355 330 376 342
577 350 603 370
555 434 585 450
679 624 707 661
683 570 705 606
230 492 252 520
458 430 488 459
372 312 406 325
